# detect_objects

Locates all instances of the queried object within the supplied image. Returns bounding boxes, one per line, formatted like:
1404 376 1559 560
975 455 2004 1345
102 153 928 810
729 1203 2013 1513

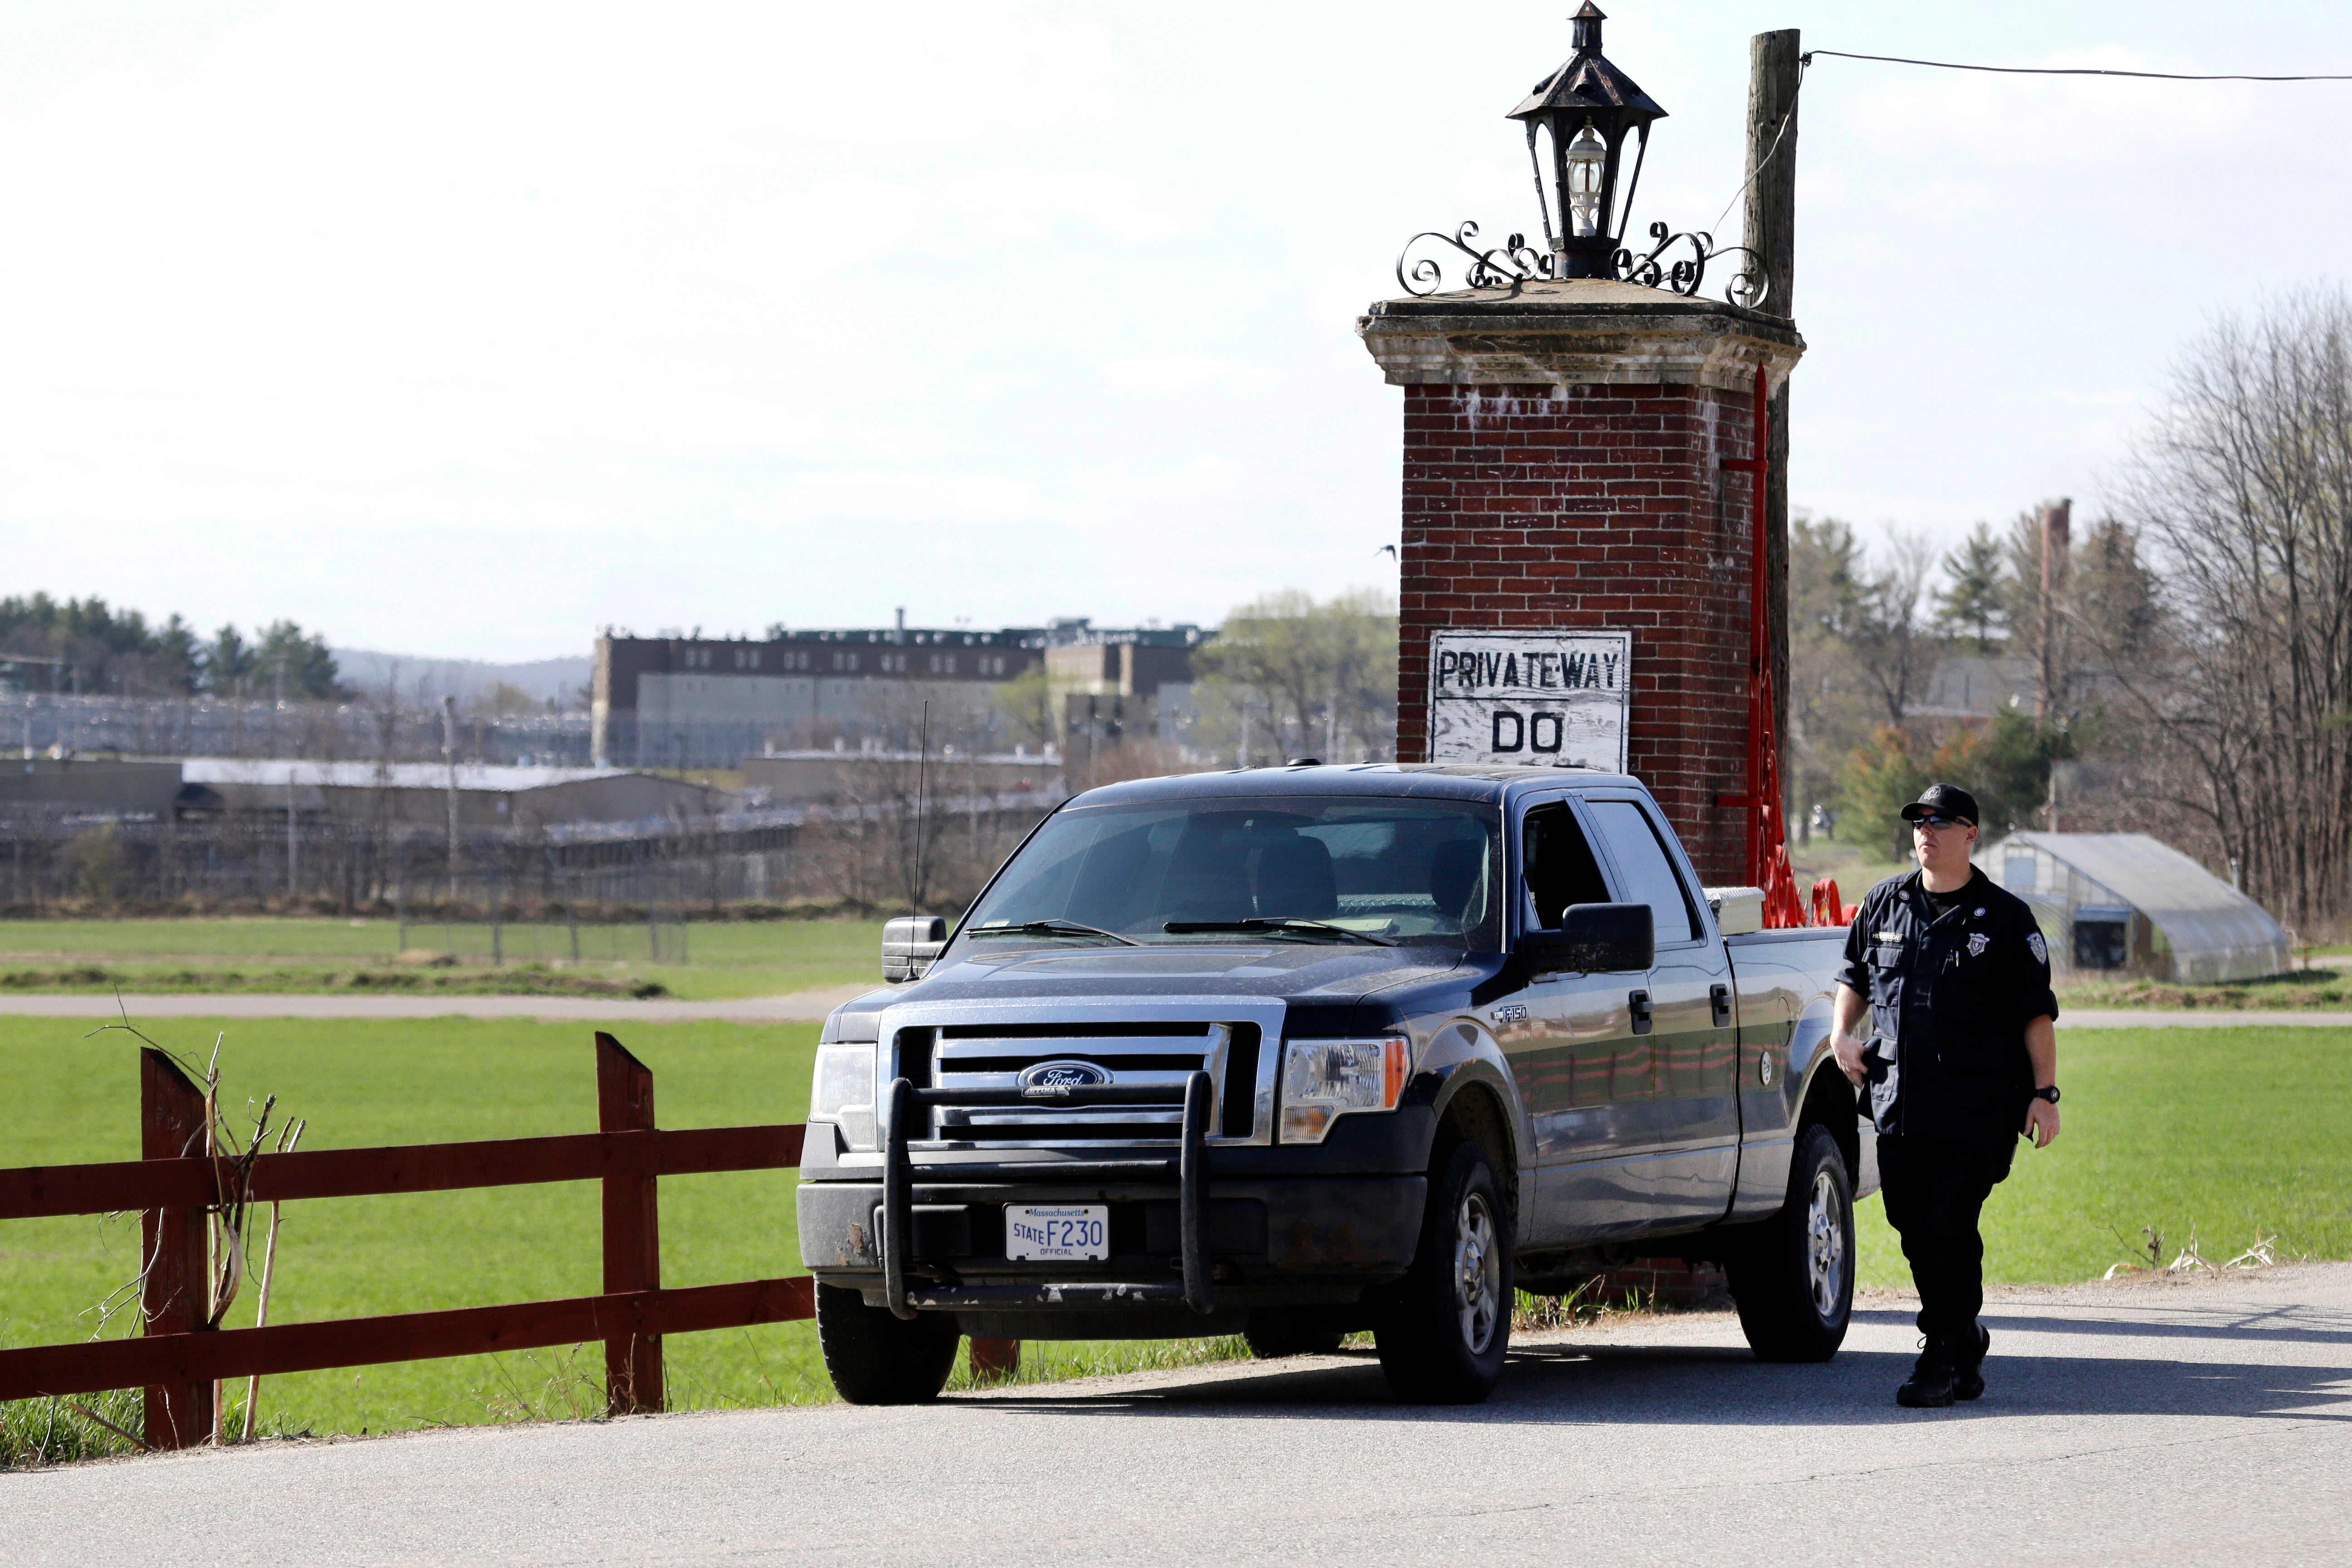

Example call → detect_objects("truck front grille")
916 1019 1262 1146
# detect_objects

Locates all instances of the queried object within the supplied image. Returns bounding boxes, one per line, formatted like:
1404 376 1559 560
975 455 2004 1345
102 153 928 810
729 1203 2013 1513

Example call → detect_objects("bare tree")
2117 285 2352 928
1192 588 1397 763
1850 529 1935 729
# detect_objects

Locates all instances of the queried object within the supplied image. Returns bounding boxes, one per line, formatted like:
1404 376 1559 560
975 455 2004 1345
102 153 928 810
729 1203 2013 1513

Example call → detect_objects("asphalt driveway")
6 1264 2347 1566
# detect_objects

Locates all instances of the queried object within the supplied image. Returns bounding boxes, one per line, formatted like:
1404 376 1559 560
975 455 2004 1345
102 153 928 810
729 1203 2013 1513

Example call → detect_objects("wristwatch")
2031 1085 2061 1104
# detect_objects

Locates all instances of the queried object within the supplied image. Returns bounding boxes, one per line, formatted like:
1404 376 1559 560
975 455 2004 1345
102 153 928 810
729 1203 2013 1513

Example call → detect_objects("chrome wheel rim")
1806 1168 1845 1320
1455 1191 1502 1354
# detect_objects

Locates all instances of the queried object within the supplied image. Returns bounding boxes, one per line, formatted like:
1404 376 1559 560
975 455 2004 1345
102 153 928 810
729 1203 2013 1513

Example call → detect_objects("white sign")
1429 629 1631 772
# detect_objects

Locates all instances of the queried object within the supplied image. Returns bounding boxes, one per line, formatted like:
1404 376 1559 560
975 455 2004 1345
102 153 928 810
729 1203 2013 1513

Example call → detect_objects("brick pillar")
1359 280 1802 885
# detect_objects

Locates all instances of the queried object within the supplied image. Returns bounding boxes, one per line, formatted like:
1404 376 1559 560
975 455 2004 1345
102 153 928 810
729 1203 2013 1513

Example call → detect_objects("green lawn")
1854 1025 2352 1286
2055 968 2352 1011
3 1019 2344 1457
0 1015 1249 1456
0 917 885 1000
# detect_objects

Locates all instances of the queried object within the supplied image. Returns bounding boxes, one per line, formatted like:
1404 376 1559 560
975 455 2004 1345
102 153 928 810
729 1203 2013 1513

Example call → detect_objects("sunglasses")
1911 814 1971 830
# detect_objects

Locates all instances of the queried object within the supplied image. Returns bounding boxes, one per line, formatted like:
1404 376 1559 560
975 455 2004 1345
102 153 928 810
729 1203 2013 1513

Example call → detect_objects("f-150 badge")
1490 1004 1529 1025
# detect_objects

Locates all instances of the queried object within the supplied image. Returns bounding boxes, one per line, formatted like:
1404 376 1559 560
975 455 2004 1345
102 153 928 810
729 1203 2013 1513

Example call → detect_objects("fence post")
140 1048 214 1450
596 1032 663 1415
969 1338 1021 1382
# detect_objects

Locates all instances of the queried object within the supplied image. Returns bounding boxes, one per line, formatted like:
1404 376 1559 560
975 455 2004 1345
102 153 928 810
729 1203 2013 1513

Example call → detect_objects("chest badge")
1966 932 1990 957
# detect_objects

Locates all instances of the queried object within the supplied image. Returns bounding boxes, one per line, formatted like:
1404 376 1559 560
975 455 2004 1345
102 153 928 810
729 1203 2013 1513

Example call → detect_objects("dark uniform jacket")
1837 866 2059 1141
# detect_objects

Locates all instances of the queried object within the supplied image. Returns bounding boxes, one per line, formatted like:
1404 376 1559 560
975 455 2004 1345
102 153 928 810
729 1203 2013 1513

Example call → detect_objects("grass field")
0 917 885 1000
3 1018 2346 1455
1852 1025 2352 1286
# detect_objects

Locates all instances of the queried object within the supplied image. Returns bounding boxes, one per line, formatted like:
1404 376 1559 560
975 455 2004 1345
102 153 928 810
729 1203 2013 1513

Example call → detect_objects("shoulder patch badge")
1967 932 1990 957
2027 931 2048 965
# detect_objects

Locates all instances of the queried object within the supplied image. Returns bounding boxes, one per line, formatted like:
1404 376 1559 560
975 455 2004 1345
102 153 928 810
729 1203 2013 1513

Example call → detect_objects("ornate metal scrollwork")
1391 218 1769 309
1395 222 1554 299
1612 222 1769 310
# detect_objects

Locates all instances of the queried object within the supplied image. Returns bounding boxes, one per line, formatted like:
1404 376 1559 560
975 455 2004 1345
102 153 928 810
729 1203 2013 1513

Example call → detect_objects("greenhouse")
1977 831 2292 984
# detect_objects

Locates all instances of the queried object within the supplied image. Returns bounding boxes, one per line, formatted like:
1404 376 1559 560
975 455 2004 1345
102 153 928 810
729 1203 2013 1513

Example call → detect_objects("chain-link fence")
1 791 1061 942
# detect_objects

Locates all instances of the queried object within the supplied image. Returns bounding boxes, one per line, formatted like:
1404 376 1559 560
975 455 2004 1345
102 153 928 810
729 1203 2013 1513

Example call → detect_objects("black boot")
1951 1325 1990 1401
1896 1342 1957 1408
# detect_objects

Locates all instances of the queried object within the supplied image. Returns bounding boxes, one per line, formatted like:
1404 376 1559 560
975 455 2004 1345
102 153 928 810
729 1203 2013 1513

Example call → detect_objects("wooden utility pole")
1743 29 1800 815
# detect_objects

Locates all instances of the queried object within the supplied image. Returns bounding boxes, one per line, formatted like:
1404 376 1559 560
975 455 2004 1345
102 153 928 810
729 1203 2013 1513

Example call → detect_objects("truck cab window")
1588 799 1699 944
1523 804 1608 928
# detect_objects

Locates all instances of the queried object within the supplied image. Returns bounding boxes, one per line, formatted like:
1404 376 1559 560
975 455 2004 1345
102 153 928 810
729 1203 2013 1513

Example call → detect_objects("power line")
1803 49 2352 83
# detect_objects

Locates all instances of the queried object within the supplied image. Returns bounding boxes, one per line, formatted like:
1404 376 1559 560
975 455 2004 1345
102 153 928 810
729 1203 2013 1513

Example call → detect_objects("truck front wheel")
1375 1140 1513 1404
1726 1122 1854 1362
815 1283 961 1404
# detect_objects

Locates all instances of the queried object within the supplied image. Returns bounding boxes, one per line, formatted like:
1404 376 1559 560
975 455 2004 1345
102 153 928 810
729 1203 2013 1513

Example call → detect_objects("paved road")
0 984 870 1024
7 1265 2347 1566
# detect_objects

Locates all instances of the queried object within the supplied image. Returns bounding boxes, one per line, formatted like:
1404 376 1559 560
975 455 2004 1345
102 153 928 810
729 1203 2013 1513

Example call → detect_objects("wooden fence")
0 1033 1014 1449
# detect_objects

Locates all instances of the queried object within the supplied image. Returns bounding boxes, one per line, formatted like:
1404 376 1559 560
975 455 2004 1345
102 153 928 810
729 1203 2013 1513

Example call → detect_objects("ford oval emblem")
1020 1060 1111 1089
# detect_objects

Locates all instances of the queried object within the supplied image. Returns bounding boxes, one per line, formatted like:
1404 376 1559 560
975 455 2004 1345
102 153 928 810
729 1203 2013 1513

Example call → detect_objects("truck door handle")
1710 984 1733 1028
1629 990 1653 1035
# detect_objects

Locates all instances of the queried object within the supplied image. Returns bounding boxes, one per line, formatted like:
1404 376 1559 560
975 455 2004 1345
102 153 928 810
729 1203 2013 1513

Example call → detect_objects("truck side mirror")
882 915 948 983
1520 902 1653 975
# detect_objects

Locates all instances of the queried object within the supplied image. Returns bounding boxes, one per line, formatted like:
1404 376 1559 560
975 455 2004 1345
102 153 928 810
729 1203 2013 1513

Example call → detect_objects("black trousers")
1876 1133 2017 1351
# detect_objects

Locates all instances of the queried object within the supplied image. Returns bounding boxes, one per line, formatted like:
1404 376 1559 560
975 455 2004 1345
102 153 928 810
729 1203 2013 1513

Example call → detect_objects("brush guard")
877 1072 1217 1320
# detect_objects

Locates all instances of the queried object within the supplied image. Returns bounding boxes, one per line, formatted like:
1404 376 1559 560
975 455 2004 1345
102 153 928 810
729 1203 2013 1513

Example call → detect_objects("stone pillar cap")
1359 278 1803 393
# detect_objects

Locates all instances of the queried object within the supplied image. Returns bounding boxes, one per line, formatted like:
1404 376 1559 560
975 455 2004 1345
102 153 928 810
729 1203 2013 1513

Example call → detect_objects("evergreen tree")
1933 522 2007 650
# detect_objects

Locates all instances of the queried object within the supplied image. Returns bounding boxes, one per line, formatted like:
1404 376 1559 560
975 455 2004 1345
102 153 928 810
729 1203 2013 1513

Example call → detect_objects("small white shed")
1978 831 2291 984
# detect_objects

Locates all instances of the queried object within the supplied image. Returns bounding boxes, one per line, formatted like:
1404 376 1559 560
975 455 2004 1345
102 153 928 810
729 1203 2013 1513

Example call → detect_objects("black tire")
1726 1122 1855 1362
814 1283 961 1404
1243 1311 1347 1359
1375 1141 1513 1404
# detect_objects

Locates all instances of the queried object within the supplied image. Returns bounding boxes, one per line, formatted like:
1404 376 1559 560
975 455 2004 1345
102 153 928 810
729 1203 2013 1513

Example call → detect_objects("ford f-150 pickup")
799 763 1869 1404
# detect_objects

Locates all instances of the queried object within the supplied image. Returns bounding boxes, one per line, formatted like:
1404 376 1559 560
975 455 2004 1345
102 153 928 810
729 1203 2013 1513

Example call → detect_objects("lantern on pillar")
1510 4 1667 279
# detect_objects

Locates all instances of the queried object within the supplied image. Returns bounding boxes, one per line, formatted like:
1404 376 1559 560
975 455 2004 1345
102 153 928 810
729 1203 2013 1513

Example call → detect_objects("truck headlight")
1279 1037 1409 1144
811 1043 877 1151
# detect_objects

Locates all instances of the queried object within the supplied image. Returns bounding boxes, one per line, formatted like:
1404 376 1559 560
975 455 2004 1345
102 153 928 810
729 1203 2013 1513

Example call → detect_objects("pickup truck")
798 763 1872 1404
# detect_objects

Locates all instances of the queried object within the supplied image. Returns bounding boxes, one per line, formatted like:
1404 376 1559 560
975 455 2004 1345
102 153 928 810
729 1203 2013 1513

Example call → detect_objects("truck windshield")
963 797 1500 948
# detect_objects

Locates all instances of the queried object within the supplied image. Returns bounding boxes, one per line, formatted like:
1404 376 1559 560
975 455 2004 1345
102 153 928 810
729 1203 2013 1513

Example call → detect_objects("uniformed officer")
1829 783 2062 1409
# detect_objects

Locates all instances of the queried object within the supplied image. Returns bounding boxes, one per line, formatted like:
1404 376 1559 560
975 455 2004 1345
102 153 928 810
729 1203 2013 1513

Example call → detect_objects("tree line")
989 588 1400 782
0 594 343 701
1792 285 2352 933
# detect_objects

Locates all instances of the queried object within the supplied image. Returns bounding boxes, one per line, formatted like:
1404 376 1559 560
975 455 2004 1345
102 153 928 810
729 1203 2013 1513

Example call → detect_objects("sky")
4 0 2351 662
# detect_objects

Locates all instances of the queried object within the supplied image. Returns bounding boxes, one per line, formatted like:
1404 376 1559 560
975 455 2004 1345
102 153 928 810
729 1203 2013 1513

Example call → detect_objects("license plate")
1004 1204 1110 1262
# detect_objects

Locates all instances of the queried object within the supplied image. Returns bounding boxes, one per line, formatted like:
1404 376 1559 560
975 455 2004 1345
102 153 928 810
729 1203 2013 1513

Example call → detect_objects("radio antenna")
913 700 930 908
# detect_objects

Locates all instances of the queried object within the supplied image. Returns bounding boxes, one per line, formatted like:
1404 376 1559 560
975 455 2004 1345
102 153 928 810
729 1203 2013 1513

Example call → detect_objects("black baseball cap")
1901 783 1979 825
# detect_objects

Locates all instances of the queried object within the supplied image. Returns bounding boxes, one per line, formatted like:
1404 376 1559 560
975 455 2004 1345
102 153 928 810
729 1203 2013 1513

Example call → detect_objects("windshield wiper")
965 919 1141 946
1161 918 1395 946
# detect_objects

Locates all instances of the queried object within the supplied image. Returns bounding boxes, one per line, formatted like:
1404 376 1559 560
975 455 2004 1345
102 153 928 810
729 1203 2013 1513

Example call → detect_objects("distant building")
0 755 733 832
178 759 736 831
1981 831 2291 983
0 757 184 819
1907 655 2038 721
591 617 1209 768
738 750 1062 806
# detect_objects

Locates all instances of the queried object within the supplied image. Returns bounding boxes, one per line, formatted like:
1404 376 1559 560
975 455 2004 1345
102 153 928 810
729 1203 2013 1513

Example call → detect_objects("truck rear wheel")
1375 1140 1512 1404
1726 1122 1854 1362
815 1283 961 1404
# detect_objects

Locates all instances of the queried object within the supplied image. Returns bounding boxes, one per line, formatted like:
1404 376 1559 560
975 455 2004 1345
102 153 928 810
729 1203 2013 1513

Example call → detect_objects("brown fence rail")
0 1033 990 1450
